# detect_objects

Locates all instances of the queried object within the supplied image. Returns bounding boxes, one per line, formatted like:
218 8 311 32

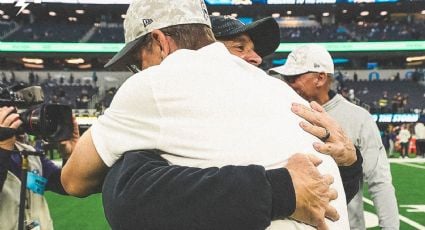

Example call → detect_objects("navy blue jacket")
102 149 362 230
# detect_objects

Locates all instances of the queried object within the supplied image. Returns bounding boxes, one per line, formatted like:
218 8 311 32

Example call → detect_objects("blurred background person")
415 122 425 158
269 44 399 230
210 15 279 67
398 124 411 158
0 106 78 230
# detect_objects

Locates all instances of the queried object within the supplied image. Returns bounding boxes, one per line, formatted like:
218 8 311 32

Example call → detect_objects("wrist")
344 146 360 167
339 147 363 176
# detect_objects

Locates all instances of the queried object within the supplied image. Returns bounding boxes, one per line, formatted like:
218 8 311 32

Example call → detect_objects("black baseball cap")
210 16 280 58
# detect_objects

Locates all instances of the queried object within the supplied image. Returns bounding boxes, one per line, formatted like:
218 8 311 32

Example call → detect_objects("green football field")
45 161 425 229
364 161 425 230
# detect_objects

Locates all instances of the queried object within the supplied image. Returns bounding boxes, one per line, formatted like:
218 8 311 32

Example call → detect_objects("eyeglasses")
282 72 319 84
127 44 144 73
283 74 302 84
126 30 177 74
127 64 141 74
126 35 150 74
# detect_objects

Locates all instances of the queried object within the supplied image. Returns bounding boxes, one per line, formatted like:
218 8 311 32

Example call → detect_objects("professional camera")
0 83 73 142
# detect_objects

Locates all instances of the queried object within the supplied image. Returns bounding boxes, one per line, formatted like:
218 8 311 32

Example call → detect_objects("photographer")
0 106 79 230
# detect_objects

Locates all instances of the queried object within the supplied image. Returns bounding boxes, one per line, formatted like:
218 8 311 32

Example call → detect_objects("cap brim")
104 35 146 69
245 17 280 58
215 17 280 58
269 65 308 77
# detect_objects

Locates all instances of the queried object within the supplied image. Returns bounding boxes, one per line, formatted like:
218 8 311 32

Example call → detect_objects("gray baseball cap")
105 0 211 68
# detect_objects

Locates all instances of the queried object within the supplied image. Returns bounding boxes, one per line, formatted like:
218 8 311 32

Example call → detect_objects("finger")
291 103 317 123
71 116 80 137
316 219 329 230
328 188 338 201
310 101 325 113
59 140 67 145
0 106 11 113
10 119 23 130
323 174 334 186
313 142 333 155
3 113 20 127
0 107 15 124
325 205 340 222
300 122 329 141
293 102 335 130
306 154 322 166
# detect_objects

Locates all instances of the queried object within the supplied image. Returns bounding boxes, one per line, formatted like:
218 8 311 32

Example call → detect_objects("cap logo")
200 0 209 22
314 63 320 68
142 19 154 28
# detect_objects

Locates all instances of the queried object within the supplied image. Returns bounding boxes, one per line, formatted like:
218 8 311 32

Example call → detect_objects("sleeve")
90 74 161 167
338 147 363 203
0 151 11 192
359 115 399 229
102 150 296 230
40 155 67 195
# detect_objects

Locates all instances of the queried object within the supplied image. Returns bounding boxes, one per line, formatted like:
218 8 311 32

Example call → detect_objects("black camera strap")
0 127 16 141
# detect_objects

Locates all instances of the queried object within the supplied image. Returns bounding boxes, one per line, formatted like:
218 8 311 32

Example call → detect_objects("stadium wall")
0 70 130 90
337 69 422 81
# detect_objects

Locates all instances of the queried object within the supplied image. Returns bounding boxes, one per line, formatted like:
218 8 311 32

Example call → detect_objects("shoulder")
337 95 371 116
113 68 162 98
329 95 375 124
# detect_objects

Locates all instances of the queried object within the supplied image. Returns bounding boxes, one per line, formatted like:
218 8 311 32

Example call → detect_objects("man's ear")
151 29 171 59
316 72 328 87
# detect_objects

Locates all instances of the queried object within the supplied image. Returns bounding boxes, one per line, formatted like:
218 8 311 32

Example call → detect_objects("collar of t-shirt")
133 42 234 76
164 42 235 65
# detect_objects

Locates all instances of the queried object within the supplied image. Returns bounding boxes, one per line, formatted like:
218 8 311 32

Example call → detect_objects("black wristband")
266 168 296 220
339 147 363 179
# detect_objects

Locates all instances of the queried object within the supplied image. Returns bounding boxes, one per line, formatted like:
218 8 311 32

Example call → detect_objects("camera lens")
20 104 73 142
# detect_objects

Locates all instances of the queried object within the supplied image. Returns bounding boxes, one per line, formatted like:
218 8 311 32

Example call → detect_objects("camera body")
0 84 73 142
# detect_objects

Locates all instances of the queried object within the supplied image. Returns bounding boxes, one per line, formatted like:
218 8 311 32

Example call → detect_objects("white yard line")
389 158 425 163
394 162 425 170
363 197 425 230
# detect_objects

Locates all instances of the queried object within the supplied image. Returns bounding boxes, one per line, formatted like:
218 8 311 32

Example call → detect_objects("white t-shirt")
91 42 349 229
398 129 411 143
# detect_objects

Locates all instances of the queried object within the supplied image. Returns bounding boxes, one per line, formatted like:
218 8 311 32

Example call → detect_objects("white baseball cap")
269 44 334 77
105 0 211 68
